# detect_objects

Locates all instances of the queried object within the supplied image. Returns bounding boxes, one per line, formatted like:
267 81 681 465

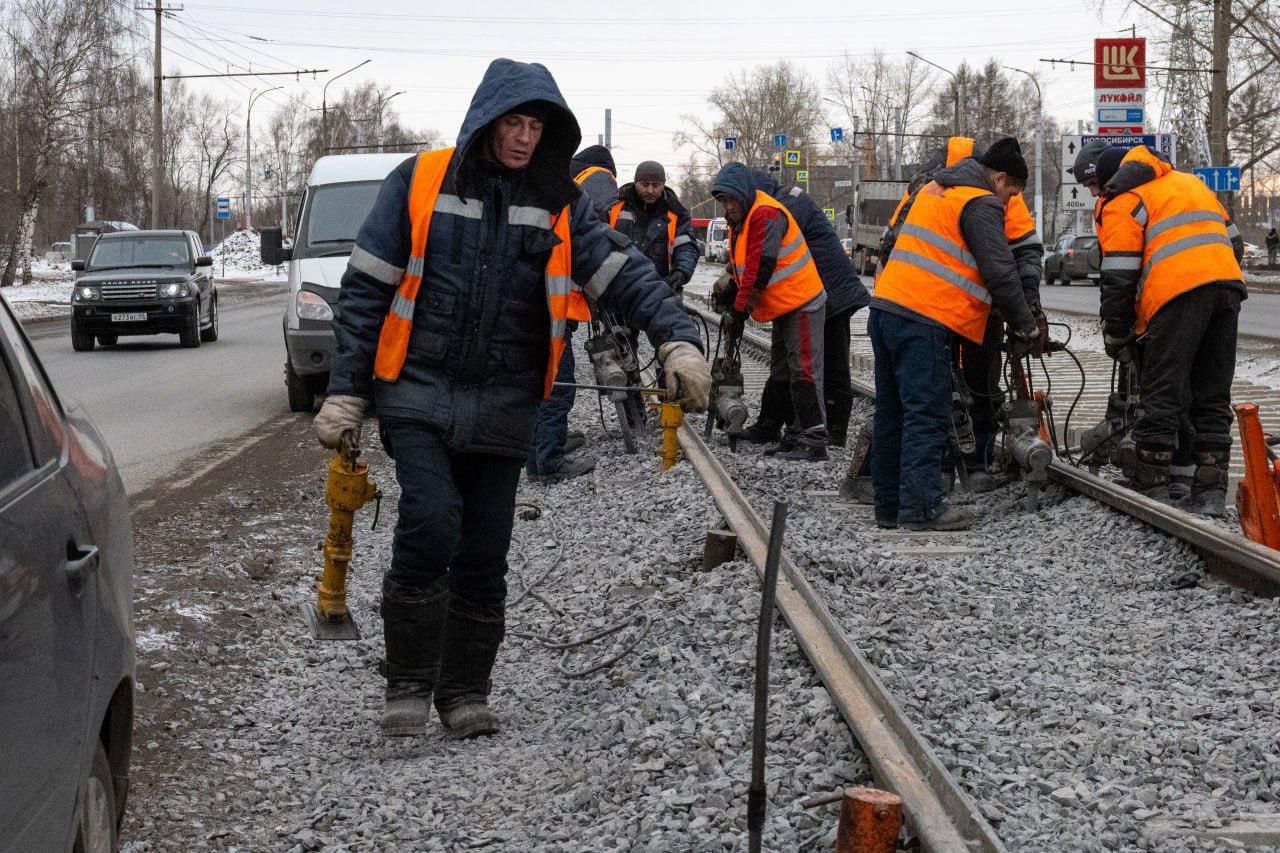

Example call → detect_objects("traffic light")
768 152 781 174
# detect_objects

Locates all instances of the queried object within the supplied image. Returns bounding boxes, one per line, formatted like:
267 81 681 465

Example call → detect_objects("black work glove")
720 309 745 341
664 270 687 293
1009 322 1040 358
1030 312 1050 358
1104 332 1136 364
711 271 737 312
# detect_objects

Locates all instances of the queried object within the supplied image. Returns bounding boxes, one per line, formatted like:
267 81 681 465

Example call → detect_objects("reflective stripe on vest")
373 147 588 397
729 190 824 322
875 181 994 343
573 165 611 184
608 202 681 267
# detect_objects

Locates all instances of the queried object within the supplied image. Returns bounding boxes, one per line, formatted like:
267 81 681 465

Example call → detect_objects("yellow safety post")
304 428 380 640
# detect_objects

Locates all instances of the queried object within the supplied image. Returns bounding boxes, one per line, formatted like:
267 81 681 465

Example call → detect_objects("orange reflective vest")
608 201 679 268
374 147 589 397
730 190 824 322
875 181 995 343
1097 145 1243 334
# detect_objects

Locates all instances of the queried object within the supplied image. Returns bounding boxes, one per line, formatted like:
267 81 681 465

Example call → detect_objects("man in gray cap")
609 160 700 296
1070 138 1111 198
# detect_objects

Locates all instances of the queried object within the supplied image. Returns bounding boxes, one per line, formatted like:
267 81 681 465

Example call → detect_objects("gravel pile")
708 363 1280 851
123 340 867 851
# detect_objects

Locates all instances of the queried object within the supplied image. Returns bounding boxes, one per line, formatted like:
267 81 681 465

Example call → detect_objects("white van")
260 153 408 412
705 216 730 263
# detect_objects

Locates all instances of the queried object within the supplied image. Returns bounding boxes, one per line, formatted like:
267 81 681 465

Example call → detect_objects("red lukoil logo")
1095 38 1146 89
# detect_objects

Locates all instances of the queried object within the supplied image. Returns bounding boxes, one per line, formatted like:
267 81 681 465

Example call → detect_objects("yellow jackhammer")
303 425 381 641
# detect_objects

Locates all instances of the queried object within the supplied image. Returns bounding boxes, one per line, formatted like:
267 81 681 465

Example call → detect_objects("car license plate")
110 312 147 322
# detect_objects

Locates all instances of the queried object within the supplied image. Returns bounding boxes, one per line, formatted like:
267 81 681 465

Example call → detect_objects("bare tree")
676 61 824 171
825 50 934 178
190 94 241 240
1 0 129 286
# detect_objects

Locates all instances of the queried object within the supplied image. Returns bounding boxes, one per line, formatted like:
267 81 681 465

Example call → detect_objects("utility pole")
322 59 371 154
1209 0 1232 210
246 86 283 232
1005 66 1044 229
604 108 612 149
138 3 183 229
908 51 961 136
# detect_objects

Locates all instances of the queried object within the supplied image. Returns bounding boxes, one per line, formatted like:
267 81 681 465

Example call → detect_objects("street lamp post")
246 86 283 232
322 59 371 154
370 90 404 153
908 50 964 136
1005 65 1044 231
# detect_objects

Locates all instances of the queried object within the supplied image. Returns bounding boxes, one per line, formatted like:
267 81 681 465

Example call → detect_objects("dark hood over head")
934 156 996 193
748 168 781 198
571 144 616 178
711 162 756 208
455 58 581 205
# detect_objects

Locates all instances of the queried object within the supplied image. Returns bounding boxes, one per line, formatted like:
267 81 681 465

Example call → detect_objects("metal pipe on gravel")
747 501 788 853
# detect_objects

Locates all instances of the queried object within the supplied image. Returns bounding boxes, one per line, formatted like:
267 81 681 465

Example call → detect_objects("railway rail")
663 296 1280 849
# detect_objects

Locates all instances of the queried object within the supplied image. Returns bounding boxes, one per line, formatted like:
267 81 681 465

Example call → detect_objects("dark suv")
0 290 135 850
1043 233 1102 286
70 229 219 350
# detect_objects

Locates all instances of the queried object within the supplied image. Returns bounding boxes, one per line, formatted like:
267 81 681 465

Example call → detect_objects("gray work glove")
314 394 366 449
658 341 711 413
1104 333 1136 364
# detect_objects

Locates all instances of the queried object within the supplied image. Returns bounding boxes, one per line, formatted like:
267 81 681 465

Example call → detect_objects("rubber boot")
1132 445 1173 503
740 419 782 445
1186 448 1230 517
380 577 449 737
1169 462 1195 505
528 454 596 484
902 504 978 532
435 597 505 739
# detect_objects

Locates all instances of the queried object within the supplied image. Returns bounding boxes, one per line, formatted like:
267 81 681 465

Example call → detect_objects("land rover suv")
70 229 219 350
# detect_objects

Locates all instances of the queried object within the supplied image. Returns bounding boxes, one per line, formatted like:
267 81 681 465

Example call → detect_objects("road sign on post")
785 150 801 166
822 207 835 220
796 170 809 183
215 197 232 221
1060 133 1176 183
724 137 736 151
773 133 787 148
829 127 843 142
1095 37 1146 133
1061 183 1091 212
1193 166 1242 193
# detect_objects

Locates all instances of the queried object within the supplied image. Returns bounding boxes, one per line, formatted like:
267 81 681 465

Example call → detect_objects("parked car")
70 229 218 351
260 153 408 412
1044 233 1102 286
45 241 74 262
0 289 135 851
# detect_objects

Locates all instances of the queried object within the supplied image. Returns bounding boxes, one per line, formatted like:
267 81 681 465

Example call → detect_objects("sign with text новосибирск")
1095 37 1146 133
1059 133 1176 183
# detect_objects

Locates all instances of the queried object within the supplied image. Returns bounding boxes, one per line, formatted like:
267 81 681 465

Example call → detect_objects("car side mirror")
71 260 85 271
260 227 289 265
196 255 213 267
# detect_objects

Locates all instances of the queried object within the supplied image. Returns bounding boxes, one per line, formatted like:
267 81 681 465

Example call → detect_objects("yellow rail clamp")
304 427 380 641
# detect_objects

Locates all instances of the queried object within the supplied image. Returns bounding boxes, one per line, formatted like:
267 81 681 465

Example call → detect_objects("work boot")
1169 462 1195 504
528 454 597 484
776 443 828 462
435 597 505 739
839 475 875 505
827 428 848 448
380 577 449 737
1186 448 1230 517
1132 446 1174 503
565 430 586 454
902 505 978 532
741 420 782 445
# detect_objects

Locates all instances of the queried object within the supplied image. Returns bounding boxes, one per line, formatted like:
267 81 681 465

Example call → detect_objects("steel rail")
677 417 1005 851
690 302 1280 595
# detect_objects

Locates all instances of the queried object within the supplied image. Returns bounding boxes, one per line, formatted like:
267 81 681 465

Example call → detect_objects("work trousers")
758 307 854 443
380 420 523 608
868 309 953 525
955 312 1005 468
1134 284 1241 454
768 294 828 447
528 321 577 476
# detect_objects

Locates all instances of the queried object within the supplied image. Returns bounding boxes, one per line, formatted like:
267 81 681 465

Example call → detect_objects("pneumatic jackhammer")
704 317 749 450
583 307 645 454
1000 321 1060 511
1078 355 1143 478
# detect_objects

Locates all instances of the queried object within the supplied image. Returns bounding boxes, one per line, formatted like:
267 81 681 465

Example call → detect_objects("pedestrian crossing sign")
785 150 801 166
796 170 809 183
823 207 835 220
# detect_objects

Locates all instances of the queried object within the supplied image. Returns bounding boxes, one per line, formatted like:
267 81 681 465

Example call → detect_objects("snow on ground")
209 230 288 281
1 279 75 320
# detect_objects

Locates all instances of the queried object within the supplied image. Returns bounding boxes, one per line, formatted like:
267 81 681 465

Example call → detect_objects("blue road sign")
773 133 787 148
724 136 736 151
830 126 844 142
1081 133 1175 161
1193 166 1242 193
215 197 232 221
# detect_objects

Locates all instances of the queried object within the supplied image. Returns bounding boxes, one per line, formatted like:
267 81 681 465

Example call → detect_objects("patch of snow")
136 627 177 653
209 230 288 282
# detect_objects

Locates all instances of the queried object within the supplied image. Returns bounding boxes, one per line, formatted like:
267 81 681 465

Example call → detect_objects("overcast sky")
163 0 1149 183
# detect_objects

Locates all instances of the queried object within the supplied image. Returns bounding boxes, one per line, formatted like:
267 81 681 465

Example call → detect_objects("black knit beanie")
635 160 666 183
977 137 1029 183
1095 146 1127 191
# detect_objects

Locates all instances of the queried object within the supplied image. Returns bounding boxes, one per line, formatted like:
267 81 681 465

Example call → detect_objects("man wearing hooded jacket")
738 169 871 448
1094 144 1245 515
316 59 710 739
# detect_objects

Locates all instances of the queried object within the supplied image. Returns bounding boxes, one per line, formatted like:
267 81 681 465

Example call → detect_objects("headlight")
296 289 333 321
160 282 189 298
76 286 99 301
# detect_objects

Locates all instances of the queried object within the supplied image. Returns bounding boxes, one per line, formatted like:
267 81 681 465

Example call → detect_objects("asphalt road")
1037 281 1280 341
26 285 293 495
